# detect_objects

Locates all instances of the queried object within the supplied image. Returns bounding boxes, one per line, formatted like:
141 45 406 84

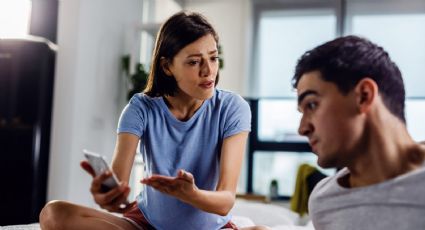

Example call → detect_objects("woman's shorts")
123 202 239 230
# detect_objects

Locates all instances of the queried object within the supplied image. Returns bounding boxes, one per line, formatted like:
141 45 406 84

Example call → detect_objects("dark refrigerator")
0 37 56 225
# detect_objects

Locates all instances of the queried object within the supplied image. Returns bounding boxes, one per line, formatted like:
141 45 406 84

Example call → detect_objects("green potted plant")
121 55 149 100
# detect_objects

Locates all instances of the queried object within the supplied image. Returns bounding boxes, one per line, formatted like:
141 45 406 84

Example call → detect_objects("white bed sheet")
231 199 314 230
1 200 314 230
1 224 40 230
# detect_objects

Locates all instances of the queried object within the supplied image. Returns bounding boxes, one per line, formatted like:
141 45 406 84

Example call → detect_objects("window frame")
246 98 312 196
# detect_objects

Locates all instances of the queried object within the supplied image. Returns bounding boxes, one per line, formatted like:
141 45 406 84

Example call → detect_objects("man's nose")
298 115 312 137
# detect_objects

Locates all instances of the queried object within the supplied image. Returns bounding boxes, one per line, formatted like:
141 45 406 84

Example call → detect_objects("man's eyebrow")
297 90 318 106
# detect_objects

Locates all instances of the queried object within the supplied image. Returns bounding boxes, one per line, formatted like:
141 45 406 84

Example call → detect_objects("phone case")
83 150 120 189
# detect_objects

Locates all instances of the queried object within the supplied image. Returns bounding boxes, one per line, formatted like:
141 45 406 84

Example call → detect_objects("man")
292 35 425 230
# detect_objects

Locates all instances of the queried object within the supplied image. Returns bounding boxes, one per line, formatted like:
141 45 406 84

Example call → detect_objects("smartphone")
83 149 120 191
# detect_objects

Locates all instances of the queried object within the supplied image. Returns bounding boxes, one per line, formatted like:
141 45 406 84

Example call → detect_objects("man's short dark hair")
292 35 406 122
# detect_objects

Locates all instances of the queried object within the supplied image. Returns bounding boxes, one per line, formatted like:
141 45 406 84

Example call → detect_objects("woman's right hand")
80 161 135 213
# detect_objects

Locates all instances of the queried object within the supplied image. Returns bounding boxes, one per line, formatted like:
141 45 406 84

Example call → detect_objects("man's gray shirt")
309 163 425 230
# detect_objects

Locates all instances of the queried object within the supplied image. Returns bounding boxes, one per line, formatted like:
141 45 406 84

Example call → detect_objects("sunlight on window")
258 99 307 142
352 14 425 97
0 0 32 38
406 100 425 142
351 14 425 142
257 10 336 97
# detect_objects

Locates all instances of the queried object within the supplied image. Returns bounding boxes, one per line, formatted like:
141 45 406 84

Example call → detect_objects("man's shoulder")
309 168 349 206
310 165 425 208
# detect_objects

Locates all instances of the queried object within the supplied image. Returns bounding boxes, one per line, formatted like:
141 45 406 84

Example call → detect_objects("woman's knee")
39 200 75 229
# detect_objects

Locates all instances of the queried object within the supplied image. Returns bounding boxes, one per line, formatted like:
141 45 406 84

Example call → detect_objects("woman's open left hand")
141 169 198 203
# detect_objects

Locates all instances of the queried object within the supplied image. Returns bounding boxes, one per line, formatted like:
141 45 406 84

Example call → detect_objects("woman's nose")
200 60 212 77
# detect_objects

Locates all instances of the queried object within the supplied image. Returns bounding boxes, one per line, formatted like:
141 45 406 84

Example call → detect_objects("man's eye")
306 102 317 110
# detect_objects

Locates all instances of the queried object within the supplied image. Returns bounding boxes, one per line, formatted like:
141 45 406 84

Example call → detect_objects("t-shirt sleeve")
223 94 251 138
117 95 145 137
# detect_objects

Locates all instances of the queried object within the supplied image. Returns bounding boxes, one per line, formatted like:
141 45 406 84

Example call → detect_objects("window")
248 0 341 197
350 14 425 97
346 0 425 142
253 151 334 197
0 0 32 38
258 99 305 142
255 9 336 98
249 0 425 197
406 99 425 141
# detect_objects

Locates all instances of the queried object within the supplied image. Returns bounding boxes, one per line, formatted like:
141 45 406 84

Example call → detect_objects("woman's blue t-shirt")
117 89 251 230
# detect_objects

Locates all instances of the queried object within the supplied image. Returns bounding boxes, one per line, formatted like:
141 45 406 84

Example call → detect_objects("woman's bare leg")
40 200 139 230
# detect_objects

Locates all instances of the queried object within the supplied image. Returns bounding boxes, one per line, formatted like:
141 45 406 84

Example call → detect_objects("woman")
40 11 262 230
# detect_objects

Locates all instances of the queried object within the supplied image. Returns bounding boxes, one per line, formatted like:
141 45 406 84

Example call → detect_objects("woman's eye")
211 56 219 62
188 60 200 66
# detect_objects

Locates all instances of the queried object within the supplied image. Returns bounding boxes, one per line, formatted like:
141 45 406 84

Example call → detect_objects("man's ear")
354 78 378 113
160 57 173 76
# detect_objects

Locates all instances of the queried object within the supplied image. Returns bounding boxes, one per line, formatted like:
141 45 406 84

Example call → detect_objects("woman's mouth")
199 81 214 89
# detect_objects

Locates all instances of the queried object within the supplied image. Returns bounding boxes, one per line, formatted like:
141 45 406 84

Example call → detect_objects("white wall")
184 0 252 96
154 0 183 22
47 0 143 206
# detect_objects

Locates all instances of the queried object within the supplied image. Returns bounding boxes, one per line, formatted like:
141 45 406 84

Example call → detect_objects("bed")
231 199 314 229
1 199 314 229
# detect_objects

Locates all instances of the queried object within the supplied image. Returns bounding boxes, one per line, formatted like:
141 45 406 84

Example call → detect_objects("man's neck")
344 111 425 188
